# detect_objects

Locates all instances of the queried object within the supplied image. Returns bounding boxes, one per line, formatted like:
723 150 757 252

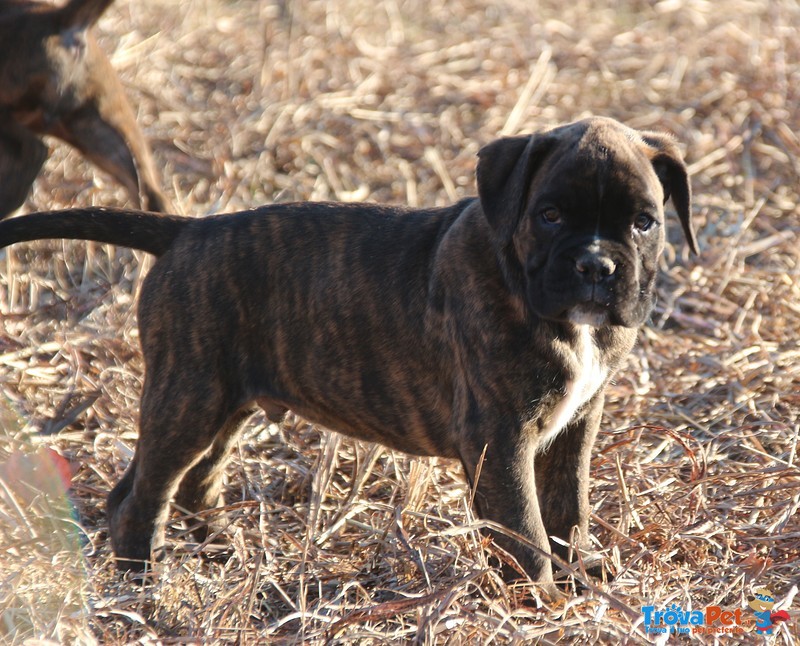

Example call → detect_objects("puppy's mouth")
567 303 609 327
538 290 642 328
562 282 616 327
528 258 654 328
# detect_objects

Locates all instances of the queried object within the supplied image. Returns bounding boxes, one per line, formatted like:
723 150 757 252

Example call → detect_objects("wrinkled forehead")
535 119 665 207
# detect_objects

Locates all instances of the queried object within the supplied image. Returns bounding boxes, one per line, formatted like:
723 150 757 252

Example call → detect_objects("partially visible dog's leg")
174 407 259 542
535 398 603 565
0 123 47 218
105 454 138 543
106 371 237 570
459 426 557 593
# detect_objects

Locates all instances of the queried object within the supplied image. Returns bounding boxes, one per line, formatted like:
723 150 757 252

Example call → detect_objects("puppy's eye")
540 207 561 225
634 213 655 232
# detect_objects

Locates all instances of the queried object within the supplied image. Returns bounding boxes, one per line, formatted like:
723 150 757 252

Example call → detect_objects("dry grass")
1 0 799 643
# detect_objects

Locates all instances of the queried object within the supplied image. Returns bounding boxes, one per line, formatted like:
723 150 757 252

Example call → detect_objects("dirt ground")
1 0 798 643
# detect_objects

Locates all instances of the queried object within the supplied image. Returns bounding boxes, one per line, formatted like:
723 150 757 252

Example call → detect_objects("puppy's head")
477 117 697 328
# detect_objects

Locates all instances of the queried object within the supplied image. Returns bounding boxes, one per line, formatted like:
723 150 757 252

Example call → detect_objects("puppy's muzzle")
563 246 623 326
571 246 621 304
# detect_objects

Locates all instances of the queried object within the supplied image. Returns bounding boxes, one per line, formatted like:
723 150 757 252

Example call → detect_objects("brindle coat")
0 117 697 591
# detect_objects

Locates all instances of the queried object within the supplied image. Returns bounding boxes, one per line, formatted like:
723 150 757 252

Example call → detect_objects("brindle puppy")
0 117 697 592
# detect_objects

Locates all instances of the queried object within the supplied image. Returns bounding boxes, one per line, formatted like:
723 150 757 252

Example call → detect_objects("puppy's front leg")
535 396 604 565
459 424 556 592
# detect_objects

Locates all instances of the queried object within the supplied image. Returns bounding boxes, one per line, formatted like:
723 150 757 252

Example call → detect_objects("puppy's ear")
477 133 555 246
641 132 699 255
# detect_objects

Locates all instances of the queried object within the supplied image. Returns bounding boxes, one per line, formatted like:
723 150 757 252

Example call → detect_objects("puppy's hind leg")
106 373 240 571
174 407 259 544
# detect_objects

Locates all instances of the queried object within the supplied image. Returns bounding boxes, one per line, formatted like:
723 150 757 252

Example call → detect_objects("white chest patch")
539 326 608 451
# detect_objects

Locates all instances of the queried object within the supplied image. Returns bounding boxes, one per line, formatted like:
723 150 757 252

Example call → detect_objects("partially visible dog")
0 117 697 593
0 0 166 217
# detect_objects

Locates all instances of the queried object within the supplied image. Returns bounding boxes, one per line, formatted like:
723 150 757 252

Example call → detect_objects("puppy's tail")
56 0 115 30
0 208 191 257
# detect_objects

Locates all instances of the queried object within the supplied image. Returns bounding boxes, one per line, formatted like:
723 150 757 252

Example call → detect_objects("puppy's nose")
574 252 616 283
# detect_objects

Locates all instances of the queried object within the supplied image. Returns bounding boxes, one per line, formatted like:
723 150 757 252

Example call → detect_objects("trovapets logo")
641 588 792 636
